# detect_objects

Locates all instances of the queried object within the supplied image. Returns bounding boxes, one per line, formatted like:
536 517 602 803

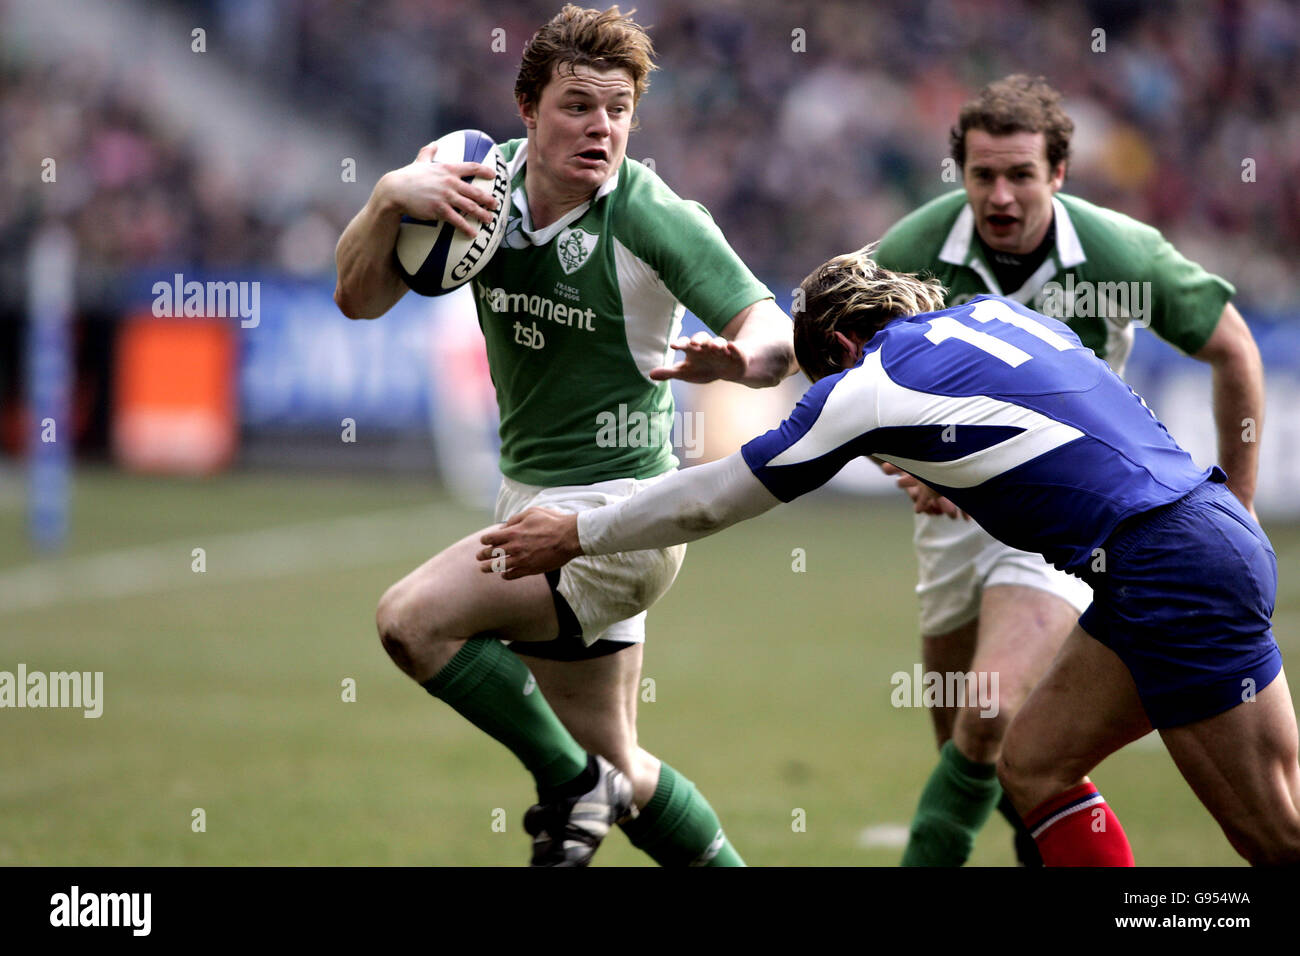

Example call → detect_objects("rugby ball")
394 130 512 296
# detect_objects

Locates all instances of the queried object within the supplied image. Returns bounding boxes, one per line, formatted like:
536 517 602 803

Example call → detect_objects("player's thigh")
921 618 978 746
950 586 1078 761
1159 668 1300 864
998 623 1152 813
379 528 558 648
970 584 1079 717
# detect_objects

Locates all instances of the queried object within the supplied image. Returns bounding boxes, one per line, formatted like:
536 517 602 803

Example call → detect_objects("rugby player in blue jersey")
479 248 1300 865
874 75 1264 868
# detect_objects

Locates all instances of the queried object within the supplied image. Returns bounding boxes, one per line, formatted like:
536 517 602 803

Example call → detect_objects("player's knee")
375 583 432 671
375 581 402 634
954 704 1011 761
996 736 1057 805
995 750 1027 800
998 739 1092 816
376 586 407 664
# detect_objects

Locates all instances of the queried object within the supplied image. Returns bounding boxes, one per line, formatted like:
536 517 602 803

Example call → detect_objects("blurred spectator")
3 0 1298 311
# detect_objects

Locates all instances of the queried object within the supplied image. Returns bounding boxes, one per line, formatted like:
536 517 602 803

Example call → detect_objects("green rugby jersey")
471 139 771 487
874 190 1234 372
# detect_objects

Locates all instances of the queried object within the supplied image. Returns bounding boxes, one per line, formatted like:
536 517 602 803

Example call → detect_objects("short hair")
515 5 657 120
949 74 1073 172
794 243 948 382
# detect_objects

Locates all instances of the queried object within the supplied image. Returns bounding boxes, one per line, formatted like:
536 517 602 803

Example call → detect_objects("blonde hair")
794 243 947 381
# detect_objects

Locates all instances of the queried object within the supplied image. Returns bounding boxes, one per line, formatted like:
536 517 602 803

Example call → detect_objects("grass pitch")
1 467 1296 866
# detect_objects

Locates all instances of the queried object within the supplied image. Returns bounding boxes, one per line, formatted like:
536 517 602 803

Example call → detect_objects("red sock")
1025 782 1134 866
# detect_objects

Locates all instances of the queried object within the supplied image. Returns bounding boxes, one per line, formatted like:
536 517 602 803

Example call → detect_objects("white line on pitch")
857 823 909 848
0 505 454 615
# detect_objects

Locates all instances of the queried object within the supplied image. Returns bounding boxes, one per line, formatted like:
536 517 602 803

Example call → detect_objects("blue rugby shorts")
1078 474 1281 728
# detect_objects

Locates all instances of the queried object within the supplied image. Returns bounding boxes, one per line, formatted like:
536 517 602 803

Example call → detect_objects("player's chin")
570 158 617 184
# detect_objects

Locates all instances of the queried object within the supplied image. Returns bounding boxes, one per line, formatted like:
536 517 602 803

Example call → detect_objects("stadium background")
1 0 1298 865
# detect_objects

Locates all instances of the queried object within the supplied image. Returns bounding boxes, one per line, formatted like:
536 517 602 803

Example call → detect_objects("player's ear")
832 330 863 369
1048 160 1066 191
519 96 538 131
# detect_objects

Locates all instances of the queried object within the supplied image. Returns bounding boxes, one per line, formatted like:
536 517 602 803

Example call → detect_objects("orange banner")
113 314 236 473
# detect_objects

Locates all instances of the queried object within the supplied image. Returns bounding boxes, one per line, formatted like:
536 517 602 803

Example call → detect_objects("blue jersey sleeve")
741 362 882 502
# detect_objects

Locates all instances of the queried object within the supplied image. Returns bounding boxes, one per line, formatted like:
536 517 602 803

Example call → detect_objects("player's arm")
476 452 781 578
480 364 877 576
721 299 799 386
1139 229 1261 514
1192 301 1264 516
626 179 794 388
649 298 796 388
334 141 498 320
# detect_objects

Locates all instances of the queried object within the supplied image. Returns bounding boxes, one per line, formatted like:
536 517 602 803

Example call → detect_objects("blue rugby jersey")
741 295 1214 573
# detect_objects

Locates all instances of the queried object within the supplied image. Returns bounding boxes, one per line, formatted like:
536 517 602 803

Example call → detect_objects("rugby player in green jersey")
873 75 1265 867
334 5 795 866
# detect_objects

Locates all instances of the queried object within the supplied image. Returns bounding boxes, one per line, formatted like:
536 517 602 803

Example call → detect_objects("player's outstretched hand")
649 332 747 384
383 140 500 239
477 508 582 580
879 462 969 520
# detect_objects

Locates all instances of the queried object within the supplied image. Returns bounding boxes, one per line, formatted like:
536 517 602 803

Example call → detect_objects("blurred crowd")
3 0 1298 312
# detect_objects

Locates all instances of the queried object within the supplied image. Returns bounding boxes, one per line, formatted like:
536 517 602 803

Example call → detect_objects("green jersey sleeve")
613 163 773 333
1064 197 1234 356
1140 233 1235 355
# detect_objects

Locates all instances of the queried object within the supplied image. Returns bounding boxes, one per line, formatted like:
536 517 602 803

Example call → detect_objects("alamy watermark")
0 664 102 718
1035 275 1152 328
595 403 703 459
890 664 999 718
50 886 150 936
152 273 260 328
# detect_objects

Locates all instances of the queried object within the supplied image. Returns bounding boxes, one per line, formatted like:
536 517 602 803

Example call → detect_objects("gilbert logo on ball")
395 130 512 296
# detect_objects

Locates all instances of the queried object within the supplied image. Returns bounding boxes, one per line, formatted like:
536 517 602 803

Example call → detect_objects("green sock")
620 762 744 866
421 639 587 790
900 739 1001 866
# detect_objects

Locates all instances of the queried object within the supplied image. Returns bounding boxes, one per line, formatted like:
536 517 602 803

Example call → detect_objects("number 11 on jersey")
924 299 1077 368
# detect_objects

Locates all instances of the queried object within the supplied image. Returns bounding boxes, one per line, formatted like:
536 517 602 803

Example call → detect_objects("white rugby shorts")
495 471 687 645
913 511 1093 637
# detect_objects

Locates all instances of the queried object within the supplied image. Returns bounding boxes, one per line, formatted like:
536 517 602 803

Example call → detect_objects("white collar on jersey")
505 142 621 246
938 195 1087 301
